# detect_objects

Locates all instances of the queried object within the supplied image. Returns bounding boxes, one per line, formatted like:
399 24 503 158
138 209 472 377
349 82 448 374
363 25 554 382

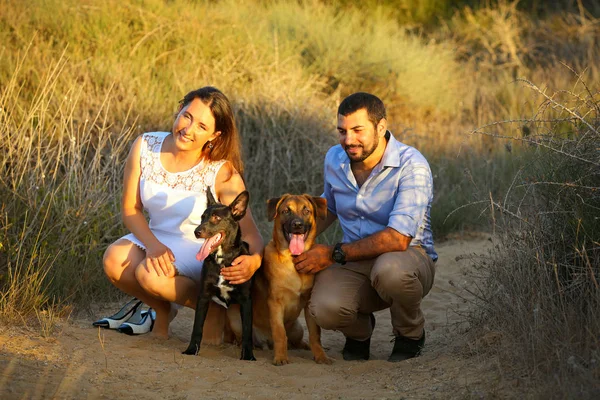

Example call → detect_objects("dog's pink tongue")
289 234 305 256
196 233 221 261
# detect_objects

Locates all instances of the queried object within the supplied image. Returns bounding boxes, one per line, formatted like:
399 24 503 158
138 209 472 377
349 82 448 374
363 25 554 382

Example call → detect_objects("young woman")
102 87 263 338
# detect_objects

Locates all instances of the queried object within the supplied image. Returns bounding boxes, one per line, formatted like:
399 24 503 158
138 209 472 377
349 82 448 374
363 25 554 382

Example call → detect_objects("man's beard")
345 134 379 164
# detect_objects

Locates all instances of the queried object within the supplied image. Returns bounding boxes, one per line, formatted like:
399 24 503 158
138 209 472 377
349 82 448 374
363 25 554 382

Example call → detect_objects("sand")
1 235 511 399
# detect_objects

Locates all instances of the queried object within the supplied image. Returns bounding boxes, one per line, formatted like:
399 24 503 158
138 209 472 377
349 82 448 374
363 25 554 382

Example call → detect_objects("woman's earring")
208 141 214 150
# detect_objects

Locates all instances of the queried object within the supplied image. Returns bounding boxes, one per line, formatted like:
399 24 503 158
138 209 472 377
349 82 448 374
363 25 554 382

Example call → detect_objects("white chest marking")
216 275 234 300
215 246 224 265
211 246 233 308
212 276 234 309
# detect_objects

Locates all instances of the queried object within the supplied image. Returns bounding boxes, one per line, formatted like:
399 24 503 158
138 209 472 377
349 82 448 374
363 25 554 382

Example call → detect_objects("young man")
293 92 437 362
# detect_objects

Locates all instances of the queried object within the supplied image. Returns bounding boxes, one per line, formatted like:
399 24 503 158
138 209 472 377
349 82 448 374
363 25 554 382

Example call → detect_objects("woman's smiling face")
172 97 221 152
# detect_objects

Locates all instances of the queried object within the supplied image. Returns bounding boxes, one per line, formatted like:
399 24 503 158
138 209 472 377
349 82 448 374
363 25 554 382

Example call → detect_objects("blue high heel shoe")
92 298 142 329
117 308 156 335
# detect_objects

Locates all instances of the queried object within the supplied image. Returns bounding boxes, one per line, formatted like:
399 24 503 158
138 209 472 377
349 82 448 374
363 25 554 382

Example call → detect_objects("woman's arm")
215 162 264 284
121 136 175 276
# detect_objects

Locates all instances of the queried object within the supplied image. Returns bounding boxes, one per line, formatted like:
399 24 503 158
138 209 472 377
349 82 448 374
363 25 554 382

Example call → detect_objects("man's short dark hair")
338 92 386 128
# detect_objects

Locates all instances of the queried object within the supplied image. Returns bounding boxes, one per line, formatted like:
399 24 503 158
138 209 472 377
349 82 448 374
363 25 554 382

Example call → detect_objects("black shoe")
116 309 155 335
388 330 425 362
92 298 142 329
342 313 376 361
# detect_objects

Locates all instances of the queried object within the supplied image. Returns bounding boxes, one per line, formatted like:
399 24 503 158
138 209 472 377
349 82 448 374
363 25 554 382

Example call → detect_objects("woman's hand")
145 242 176 277
221 253 261 285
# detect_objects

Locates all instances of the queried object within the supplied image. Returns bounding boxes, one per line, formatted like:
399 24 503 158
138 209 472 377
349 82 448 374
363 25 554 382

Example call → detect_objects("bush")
0 55 135 319
467 69 600 398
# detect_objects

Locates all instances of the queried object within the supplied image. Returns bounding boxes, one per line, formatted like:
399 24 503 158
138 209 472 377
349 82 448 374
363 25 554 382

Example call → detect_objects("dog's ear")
206 188 219 207
308 196 328 220
266 196 283 222
230 190 249 221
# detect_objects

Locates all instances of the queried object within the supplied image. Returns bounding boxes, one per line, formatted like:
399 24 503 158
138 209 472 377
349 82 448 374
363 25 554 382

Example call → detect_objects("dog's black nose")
292 220 303 230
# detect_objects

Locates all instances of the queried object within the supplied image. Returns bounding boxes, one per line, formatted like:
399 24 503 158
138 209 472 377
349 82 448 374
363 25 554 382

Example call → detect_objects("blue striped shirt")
323 131 437 261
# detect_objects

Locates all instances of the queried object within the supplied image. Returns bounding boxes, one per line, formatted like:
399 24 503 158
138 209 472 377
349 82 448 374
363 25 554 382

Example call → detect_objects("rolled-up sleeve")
387 164 433 238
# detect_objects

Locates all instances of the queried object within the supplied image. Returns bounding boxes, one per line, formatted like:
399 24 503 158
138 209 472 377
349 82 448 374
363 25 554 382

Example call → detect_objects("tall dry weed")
465 68 600 398
0 49 137 316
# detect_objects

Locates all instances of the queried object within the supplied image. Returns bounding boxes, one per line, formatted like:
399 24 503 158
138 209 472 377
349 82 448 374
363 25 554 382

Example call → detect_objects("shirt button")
360 216 365 220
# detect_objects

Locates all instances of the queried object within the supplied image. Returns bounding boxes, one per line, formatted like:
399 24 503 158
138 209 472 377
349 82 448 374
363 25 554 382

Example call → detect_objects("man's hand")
221 253 262 285
293 244 334 274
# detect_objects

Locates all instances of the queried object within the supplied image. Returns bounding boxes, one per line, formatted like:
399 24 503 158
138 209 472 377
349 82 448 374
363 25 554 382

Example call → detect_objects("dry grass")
0 49 136 314
464 69 600 398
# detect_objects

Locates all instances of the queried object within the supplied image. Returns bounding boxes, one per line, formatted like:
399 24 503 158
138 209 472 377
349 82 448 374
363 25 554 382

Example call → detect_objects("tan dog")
230 194 332 365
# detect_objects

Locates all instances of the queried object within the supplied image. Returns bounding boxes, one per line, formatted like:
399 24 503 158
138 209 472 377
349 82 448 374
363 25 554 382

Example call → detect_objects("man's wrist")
331 242 347 265
327 245 335 265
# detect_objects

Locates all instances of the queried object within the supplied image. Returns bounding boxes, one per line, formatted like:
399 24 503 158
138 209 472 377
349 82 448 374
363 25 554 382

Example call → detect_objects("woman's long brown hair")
180 87 244 176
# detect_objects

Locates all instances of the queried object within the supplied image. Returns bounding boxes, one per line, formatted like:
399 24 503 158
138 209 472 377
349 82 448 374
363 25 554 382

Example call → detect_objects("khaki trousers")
308 246 436 341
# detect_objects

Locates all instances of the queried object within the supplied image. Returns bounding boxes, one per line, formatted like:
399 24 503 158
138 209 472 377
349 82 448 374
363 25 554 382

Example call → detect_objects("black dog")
182 189 256 361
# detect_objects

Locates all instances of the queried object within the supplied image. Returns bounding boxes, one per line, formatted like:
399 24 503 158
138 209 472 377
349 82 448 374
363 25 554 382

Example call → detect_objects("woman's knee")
103 244 124 282
134 264 165 297
103 240 142 279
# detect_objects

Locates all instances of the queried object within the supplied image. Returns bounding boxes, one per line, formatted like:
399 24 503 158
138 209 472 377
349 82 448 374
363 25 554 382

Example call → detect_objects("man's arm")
293 227 411 274
340 227 411 260
294 160 432 274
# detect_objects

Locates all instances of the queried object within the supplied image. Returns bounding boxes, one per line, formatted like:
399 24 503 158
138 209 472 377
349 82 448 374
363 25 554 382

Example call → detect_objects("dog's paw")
314 354 333 365
272 357 290 366
240 349 256 361
182 344 199 356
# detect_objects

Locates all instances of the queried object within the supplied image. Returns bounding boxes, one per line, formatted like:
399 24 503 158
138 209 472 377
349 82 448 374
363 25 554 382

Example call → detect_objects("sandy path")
1 236 508 399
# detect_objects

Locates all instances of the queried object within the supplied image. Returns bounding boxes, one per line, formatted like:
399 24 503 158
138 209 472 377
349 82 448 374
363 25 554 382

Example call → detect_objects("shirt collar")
380 131 402 168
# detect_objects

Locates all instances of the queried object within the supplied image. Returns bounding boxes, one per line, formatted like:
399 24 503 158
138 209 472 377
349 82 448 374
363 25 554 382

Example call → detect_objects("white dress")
121 131 226 283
